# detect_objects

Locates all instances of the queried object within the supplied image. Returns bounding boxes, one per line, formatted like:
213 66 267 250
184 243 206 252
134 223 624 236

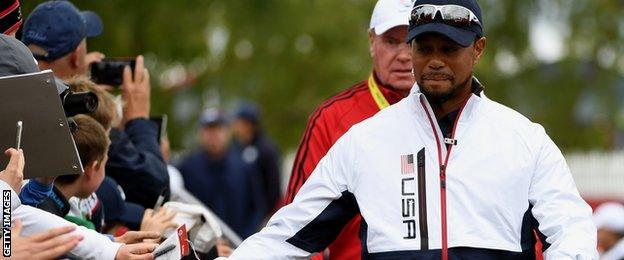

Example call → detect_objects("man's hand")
9 219 82 259
217 239 233 257
0 148 24 192
114 243 158 260
85 51 105 67
114 231 161 244
121 55 150 125
140 208 177 243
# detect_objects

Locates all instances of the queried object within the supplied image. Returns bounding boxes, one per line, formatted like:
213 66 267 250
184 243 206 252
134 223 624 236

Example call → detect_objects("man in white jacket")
229 0 597 259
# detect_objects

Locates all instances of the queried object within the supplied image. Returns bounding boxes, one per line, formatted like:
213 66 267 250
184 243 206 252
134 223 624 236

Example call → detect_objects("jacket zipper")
419 96 470 260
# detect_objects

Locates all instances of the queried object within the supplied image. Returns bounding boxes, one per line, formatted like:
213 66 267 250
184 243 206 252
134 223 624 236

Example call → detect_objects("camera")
60 89 98 117
90 58 136 86
53 78 98 117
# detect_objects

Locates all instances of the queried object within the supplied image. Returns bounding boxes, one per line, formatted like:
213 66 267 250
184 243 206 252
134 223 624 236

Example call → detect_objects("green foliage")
20 0 624 152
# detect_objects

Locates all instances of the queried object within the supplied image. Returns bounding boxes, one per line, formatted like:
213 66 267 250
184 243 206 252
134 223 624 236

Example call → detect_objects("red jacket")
285 73 404 260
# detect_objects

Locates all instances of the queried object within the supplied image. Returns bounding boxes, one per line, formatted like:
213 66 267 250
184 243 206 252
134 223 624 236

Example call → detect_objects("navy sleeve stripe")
286 191 359 253
521 203 552 253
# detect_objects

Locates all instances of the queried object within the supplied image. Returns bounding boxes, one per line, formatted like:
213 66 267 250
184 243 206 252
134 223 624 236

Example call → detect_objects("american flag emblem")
401 154 415 174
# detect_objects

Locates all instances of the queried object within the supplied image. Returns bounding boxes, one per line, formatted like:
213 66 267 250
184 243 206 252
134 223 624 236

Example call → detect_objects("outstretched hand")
115 231 161 244
115 242 158 260
140 208 178 243
0 148 24 192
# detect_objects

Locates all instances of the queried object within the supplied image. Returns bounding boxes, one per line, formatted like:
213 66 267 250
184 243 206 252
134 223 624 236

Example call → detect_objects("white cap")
593 202 624 233
369 0 415 35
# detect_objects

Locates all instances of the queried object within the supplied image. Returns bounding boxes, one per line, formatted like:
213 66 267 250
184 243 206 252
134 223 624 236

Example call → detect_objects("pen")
153 244 176 258
16 121 22 150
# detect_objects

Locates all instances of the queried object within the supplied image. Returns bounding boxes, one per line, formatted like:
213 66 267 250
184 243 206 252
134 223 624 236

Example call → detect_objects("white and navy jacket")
230 86 597 260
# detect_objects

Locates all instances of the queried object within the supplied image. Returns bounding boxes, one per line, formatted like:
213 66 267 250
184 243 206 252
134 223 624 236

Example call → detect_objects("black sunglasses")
411 4 481 28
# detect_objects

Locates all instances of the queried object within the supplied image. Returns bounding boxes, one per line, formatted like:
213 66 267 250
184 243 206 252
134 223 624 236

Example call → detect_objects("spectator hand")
140 208 178 243
0 148 24 192
10 219 82 259
114 243 158 260
115 231 161 244
121 55 150 125
217 239 233 257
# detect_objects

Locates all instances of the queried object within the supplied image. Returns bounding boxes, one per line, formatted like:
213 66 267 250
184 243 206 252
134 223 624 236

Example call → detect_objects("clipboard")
0 70 83 178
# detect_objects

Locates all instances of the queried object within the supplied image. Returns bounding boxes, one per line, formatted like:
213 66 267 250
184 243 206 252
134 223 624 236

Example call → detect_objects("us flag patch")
401 154 414 174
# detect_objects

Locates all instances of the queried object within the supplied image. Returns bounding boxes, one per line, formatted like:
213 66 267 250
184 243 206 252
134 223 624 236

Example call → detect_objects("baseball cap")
0 0 22 35
21 1 103 61
235 103 260 125
0 34 39 77
593 202 624 233
200 108 227 127
370 0 415 35
406 0 484 47
96 176 145 230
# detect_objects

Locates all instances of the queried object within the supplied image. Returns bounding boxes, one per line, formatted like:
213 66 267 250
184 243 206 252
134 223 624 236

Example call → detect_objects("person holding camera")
18 1 108 229
1 31 160 260
21 1 104 81
21 0 170 210
106 54 171 209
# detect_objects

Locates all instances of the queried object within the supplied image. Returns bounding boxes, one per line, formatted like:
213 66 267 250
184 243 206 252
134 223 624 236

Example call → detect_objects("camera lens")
61 90 99 117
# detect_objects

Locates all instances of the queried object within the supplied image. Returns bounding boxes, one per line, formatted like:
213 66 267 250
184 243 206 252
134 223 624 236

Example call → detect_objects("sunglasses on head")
411 4 481 28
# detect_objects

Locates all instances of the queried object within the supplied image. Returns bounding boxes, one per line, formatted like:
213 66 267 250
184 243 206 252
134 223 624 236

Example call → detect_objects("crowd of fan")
0 1 282 259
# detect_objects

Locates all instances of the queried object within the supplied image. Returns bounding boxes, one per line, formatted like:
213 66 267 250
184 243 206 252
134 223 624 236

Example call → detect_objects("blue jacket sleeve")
105 119 170 208
19 179 53 206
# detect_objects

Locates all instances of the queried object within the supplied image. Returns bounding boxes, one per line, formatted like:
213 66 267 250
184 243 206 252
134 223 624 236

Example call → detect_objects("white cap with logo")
593 202 624 233
369 0 415 35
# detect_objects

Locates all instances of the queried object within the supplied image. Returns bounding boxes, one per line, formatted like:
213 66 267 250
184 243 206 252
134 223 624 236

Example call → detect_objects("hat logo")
25 31 47 42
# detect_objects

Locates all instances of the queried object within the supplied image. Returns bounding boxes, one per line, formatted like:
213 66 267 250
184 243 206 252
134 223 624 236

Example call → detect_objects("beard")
419 75 471 105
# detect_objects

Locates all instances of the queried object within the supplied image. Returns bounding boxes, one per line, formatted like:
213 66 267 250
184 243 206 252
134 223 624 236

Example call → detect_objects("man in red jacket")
284 0 415 259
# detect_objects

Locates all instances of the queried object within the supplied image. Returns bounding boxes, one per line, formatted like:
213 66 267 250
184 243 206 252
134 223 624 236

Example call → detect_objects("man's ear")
69 49 81 70
368 29 376 58
473 37 486 64
83 160 99 179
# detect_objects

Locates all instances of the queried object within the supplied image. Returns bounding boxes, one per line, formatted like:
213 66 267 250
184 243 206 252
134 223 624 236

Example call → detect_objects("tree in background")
20 0 624 152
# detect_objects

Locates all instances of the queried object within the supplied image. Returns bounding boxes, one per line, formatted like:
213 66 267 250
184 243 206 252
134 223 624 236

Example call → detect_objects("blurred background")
20 0 624 203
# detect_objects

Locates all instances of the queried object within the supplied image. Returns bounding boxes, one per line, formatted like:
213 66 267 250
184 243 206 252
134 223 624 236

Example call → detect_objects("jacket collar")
410 76 485 125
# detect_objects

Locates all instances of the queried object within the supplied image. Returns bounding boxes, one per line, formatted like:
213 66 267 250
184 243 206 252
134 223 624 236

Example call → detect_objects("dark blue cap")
96 176 144 230
21 1 102 61
406 0 484 47
235 103 260 125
